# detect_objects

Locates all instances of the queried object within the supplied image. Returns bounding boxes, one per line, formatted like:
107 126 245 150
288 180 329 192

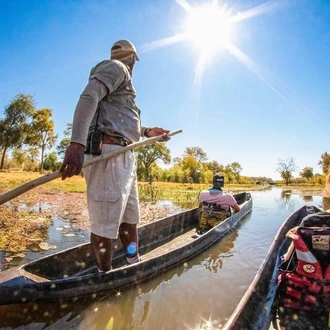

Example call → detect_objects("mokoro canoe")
0 192 252 305
223 205 326 330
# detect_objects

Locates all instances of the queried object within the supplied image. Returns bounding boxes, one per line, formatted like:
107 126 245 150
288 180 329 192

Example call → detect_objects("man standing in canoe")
60 39 170 272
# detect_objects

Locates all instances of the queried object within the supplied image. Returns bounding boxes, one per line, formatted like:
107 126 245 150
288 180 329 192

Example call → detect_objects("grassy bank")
0 172 86 193
0 172 325 196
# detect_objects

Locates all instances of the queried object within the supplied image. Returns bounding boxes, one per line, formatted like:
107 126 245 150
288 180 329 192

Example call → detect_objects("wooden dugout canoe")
0 192 252 306
222 204 328 330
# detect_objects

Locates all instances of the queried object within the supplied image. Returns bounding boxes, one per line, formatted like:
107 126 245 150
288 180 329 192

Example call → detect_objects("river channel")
0 187 328 330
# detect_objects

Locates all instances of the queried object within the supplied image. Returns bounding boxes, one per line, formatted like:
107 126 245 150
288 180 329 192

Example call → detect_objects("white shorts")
82 144 140 239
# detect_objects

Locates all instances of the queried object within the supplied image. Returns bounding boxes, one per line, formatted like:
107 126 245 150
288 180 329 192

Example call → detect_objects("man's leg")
84 145 137 270
120 163 140 264
90 232 113 272
119 223 140 263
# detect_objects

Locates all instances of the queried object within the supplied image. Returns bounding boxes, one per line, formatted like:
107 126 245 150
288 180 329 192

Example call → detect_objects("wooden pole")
0 130 182 205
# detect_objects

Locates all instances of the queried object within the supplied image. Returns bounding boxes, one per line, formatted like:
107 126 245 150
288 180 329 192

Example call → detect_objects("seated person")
197 174 240 234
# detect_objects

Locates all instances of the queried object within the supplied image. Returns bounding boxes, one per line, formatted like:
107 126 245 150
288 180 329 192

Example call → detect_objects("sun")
139 0 286 106
182 3 234 55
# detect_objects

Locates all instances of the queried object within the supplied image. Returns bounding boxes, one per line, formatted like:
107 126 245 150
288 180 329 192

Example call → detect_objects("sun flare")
139 0 286 108
182 4 234 55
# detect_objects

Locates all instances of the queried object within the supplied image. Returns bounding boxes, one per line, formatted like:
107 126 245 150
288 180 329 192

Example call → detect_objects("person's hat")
208 174 224 193
111 39 140 61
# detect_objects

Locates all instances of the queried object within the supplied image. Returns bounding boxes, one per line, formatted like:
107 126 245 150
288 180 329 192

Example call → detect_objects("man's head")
208 174 224 193
111 39 139 61
111 40 139 73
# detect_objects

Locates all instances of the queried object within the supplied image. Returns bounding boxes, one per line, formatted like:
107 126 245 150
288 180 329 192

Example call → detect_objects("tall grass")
139 183 200 208
0 172 86 193
0 172 324 207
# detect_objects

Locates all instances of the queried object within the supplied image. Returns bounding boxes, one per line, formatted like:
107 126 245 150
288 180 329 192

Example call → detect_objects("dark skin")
90 223 138 271
59 53 170 271
59 142 85 180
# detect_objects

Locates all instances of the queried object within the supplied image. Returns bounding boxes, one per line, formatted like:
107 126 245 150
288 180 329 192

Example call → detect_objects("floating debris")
63 233 75 237
39 242 57 251
13 253 25 258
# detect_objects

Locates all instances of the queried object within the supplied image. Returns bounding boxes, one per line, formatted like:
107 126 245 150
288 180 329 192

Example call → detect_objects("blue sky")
1 0 329 180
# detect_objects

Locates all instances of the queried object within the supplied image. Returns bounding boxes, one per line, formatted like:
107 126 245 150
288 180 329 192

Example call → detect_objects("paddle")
0 129 182 205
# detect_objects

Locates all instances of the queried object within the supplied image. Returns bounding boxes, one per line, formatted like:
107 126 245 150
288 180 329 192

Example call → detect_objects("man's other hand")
149 127 171 142
60 142 85 180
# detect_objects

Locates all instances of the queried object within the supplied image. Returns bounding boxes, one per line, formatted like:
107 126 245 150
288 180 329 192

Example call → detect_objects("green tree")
25 147 40 171
224 170 235 184
200 167 214 184
318 152 330 174
11 149 27 169
276 157 297 185
299 167 313 181
163 164 185 183
0 93 35 169
184 147 207 162
182 155 201 183
179 147 208 183
204 161 225 175
226 162 243 183
172 157 182 166
43 152 61 172
26 108 58 173
313 173 325 185
135 142 171 184
56 123 72 159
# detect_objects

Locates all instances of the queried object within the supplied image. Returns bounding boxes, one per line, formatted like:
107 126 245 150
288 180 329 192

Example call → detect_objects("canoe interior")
21 192 250 281
222 204 322 330
22 208 199 280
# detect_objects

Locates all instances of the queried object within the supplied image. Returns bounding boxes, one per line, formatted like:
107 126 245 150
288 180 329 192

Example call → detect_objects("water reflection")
275 189 296 213
0 296 96 329
277 189 327 214
194 228 241 274
202 233 237 273
0 262 189 329
301 195 313 202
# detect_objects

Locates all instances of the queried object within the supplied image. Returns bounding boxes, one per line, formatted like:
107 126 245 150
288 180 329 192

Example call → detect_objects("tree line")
1 94 329 185
276 155 330 185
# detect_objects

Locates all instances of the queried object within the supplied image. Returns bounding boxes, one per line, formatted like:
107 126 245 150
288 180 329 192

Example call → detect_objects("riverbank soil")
0 187 180 256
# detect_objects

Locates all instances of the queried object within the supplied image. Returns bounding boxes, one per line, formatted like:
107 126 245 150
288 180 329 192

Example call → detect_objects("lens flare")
139 1 288 111
183 4 234 54
126 242 137 256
